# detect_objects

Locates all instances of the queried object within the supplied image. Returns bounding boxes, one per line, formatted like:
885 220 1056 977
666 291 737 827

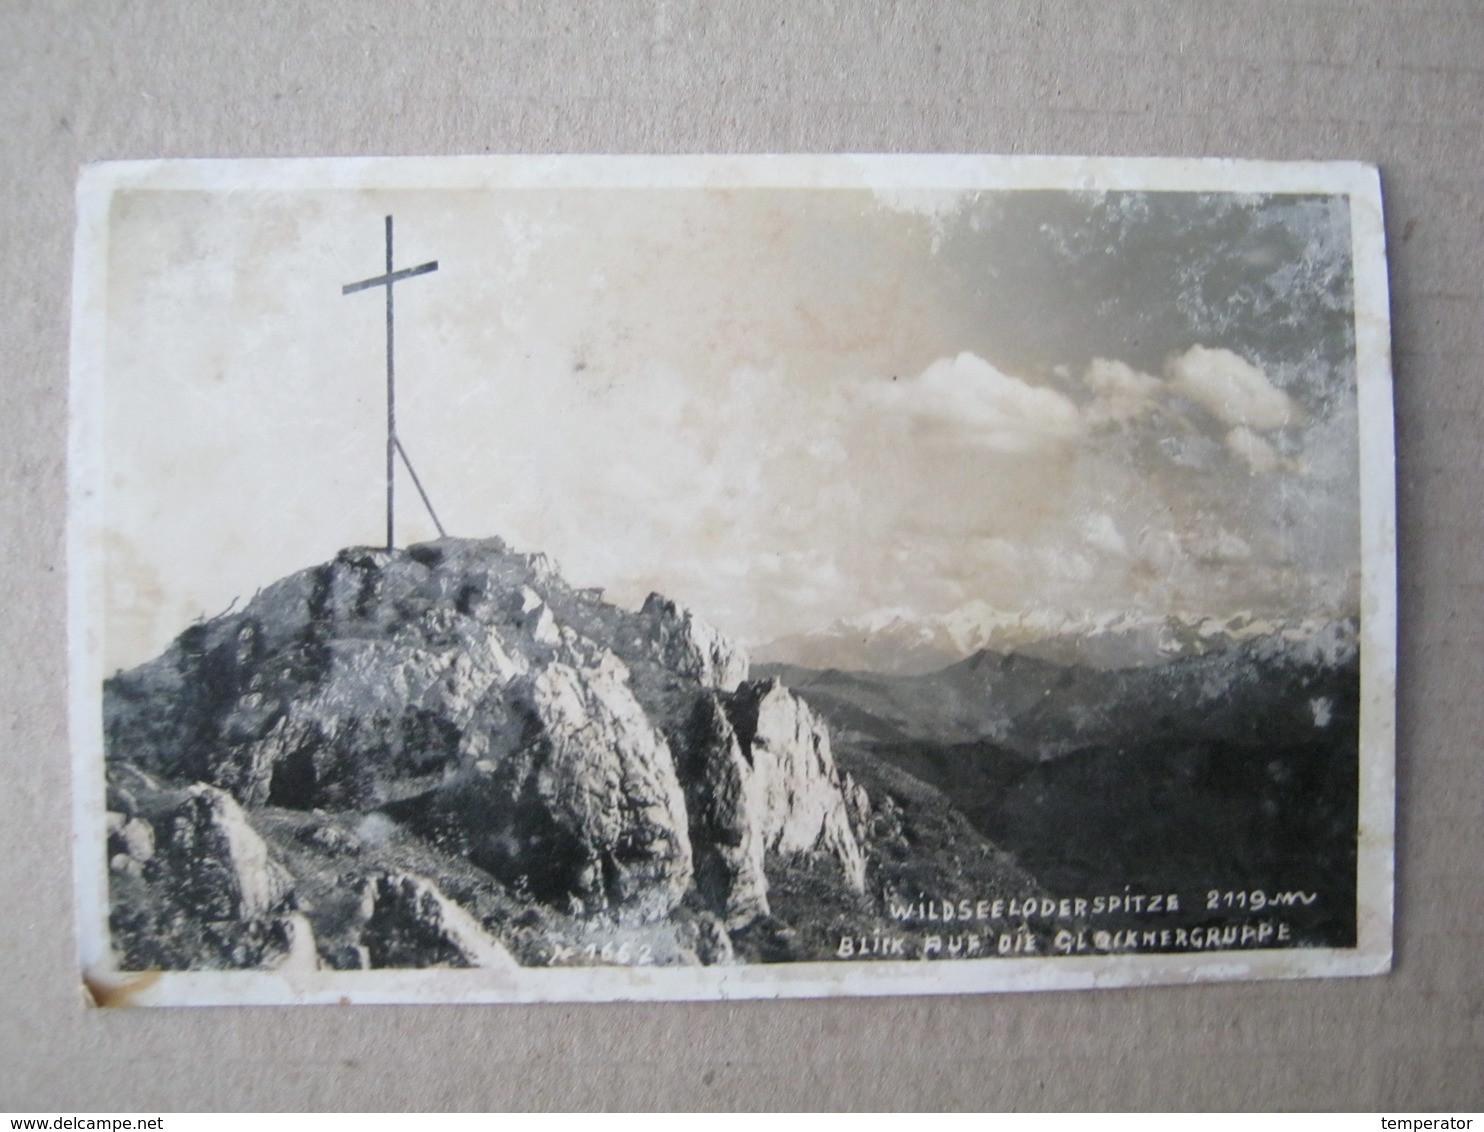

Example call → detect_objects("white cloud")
1167 345 1297 431
1036 547 1097 584
1082 358 1164 425
1080 513 1130 557
870 187 970 221
1134 527 1186 573
863 352 1082 453
869 189 973 253
1226 426 1279 474
1186 527 1255 564
968 536 1023 569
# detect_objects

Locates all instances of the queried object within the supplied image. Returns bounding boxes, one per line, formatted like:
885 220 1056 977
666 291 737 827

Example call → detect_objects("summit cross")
342 215 444 550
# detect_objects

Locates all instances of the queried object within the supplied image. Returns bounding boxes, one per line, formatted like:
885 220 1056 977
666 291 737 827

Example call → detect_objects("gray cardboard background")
1 0 1479 1112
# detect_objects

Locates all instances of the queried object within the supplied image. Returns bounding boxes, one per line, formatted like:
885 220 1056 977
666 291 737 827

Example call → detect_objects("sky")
99 181 1361 672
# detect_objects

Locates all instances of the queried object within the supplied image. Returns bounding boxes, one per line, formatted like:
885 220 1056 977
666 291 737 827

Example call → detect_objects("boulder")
104 774 309 971
687 912 736 966
107 813 156 862
509 586 562 646
270 912 321 974
157 784 293 922
358 872 517 969
841 771 872 835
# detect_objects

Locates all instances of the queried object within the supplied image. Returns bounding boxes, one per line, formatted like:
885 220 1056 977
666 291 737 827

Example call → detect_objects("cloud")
1186 527 1255 564
1225 426 1280 474
1133 526 1187 574
863 352 1082 453
1080 513 1130 557
869 188 975 253
1082 358 1164 425
1166 345 1297 431
870 187 970 221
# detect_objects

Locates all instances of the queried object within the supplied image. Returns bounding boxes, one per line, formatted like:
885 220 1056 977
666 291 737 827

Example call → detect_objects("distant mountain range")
757 617 1359 762
759 621 1362 945
754 600 1358 675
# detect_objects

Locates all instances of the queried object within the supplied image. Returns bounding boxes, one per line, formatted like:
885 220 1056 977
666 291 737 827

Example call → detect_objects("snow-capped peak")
755 600 1356 675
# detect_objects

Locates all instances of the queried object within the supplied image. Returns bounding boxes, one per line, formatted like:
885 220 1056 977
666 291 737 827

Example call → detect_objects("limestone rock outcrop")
103 536 870 968
676 693 770 926
676 678 870 927
398 652 694 922
638 593 750 691
733 679 866 882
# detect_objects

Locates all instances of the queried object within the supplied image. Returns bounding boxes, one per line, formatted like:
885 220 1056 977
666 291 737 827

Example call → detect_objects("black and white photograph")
69 155 1395 1004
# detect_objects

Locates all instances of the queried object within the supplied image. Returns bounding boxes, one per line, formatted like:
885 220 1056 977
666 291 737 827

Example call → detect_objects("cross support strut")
341 215 440 550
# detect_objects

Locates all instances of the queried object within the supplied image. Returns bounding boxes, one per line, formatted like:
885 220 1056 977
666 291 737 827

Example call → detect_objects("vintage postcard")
69 155 1395 1005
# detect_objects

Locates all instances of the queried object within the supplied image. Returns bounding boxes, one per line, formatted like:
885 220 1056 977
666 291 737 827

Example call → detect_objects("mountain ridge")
757 629 1361 945
102 536 888 970
759 616 1358 761
754 600 1358 675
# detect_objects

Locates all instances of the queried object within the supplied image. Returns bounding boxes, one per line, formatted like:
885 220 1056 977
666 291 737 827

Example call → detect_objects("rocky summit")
102 537 876 971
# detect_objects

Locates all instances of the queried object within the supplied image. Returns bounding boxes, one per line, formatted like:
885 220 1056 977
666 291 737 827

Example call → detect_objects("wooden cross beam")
342 215 442 550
